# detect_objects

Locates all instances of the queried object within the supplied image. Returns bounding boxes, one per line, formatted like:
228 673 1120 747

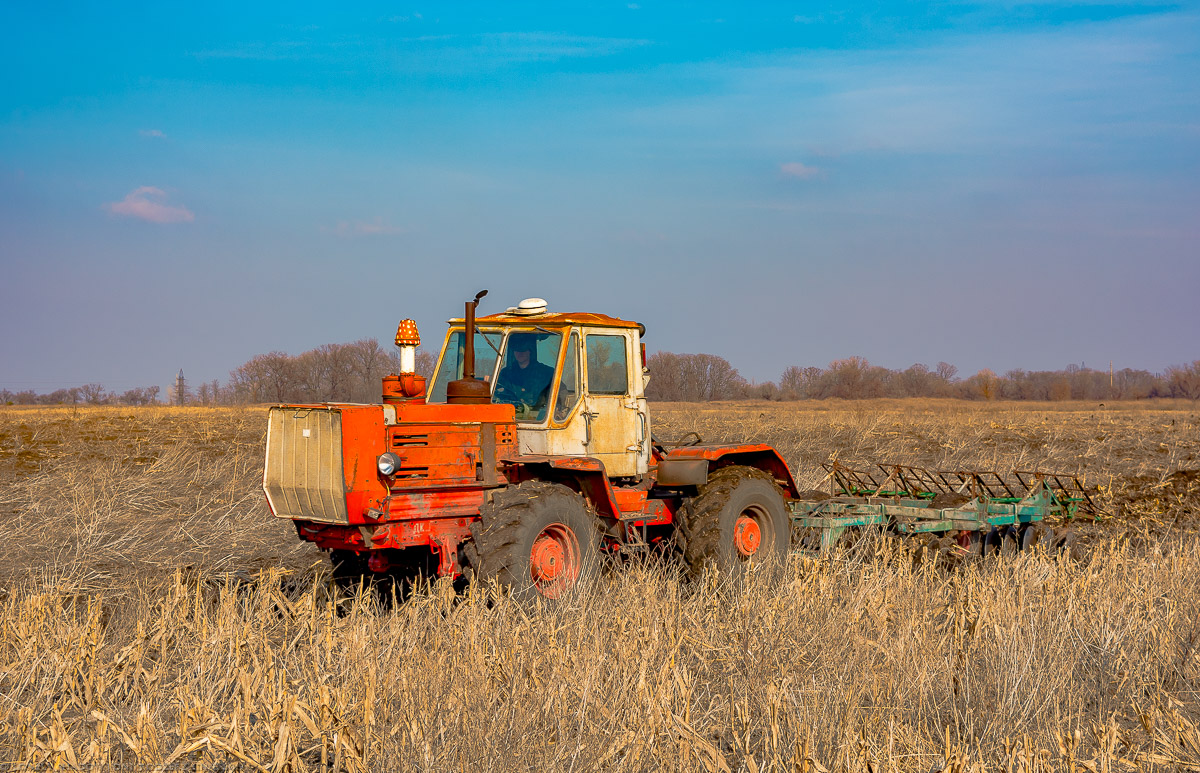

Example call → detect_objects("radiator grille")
264 407 349 524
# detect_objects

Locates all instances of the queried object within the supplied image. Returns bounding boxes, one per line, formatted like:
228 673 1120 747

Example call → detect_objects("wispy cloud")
193 40 312 60
476 32 650 62
780 162 822 179
323 217 408 237
138 128 166 139
106 187 194 224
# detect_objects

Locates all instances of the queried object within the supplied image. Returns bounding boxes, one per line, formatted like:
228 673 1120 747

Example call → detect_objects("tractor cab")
426 298 652 478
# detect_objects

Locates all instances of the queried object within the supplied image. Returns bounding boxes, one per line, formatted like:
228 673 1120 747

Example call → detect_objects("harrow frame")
791 462 1095 552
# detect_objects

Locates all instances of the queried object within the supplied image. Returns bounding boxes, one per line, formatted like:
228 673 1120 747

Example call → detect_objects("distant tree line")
1 384 160 406
5 344 1198 406
645 352 1200 402
222 339 436 404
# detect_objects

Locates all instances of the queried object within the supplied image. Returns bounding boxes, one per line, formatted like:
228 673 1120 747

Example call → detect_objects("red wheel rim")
734 511 764 558
529 522 581 599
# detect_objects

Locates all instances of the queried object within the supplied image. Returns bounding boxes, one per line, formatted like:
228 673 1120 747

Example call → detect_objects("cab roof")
449 311 641 329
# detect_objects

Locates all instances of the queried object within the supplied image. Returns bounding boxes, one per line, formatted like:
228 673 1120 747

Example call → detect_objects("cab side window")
586 335 628 395
554 334 581 422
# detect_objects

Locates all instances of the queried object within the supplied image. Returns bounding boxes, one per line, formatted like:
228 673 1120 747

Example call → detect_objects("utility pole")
174 369 187 405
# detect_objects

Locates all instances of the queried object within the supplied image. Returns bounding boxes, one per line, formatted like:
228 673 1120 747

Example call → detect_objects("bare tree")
1167 361 1200 399
645 352 746 401
962 369 998 400
118 386 160 405
779 366 822 399
78 383 108 405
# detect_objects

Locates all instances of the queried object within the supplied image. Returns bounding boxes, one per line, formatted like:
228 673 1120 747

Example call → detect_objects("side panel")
338 406 390 520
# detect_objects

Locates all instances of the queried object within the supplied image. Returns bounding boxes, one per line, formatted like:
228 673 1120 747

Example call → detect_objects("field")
1 401 1198 771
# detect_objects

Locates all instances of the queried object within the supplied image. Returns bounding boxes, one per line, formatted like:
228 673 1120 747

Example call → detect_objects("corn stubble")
1 401 1198 771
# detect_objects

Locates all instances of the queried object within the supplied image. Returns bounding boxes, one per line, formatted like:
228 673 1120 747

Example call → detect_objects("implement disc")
1055 529 1085 561
1022 524 1055 552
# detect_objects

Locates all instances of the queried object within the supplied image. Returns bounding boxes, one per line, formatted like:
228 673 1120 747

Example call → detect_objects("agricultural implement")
263 293 1092 602
791 462 1094 558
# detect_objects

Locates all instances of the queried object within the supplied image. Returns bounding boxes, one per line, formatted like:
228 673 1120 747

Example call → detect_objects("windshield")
492 330 563 422
427 330 504 403
427 328 565 423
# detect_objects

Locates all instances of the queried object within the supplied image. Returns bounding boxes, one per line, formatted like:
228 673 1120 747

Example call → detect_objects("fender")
662 444 800 498
503 454 622 520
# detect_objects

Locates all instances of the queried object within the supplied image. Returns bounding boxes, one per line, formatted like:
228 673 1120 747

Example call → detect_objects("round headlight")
377 452 401 476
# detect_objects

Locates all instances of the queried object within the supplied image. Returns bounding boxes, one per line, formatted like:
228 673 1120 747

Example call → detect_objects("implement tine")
994 471 1017 498
828 461 876 495
976 472 995 498
871 464 899 497
823 462 848 495
1074 475 1098 514
900 464 934 495
914 466 948 494
952 471 977 498
896 465 923 495
857 466 881 492
1013 470 1099 514
934 469 963 494
843 464 865 495
826 462 852 496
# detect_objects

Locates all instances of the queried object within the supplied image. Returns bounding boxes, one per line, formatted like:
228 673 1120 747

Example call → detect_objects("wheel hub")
734 515 762 557
530 536 566 581
528 522 581 598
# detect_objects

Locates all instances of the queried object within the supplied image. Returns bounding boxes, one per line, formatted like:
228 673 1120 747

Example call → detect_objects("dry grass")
1 400 1198 771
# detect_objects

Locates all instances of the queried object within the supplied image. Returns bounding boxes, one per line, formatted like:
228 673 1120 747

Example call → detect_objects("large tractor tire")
467 480 602 602
677 466 791 580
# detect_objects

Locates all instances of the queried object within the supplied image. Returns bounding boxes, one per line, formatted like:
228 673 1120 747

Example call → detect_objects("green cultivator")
790 462 1095 558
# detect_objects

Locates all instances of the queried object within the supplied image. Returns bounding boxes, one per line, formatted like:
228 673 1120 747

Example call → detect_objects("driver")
494 335 554 409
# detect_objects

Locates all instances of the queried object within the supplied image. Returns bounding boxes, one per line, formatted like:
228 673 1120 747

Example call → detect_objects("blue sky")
1 2 1197 393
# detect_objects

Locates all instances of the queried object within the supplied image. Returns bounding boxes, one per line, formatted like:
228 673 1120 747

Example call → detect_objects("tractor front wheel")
468 481 602 602
677 465 791 580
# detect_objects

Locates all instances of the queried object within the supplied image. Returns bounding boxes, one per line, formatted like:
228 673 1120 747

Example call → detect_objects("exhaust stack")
446 290 492 404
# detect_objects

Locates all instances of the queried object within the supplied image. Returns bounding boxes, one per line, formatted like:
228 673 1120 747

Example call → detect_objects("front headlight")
377 452 401 476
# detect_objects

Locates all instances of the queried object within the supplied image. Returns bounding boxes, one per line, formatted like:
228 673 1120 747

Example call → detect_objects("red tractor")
263 292 799 599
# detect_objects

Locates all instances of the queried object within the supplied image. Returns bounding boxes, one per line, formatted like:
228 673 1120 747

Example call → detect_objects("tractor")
263 291 798 600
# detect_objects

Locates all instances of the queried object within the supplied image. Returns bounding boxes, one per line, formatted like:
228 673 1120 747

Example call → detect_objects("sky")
1 1 1197 394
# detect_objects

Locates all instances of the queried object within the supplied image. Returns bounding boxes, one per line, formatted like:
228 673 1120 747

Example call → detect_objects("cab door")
581 331 646 477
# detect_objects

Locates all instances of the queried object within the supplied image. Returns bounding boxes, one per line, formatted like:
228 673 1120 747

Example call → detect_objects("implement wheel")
468 481 601 602
1055 529 1085 561
1021 523 1055 552
677 466 790 579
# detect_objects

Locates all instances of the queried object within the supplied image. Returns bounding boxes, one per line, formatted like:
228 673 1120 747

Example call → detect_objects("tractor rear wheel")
468 481 602 602
677 466 790 580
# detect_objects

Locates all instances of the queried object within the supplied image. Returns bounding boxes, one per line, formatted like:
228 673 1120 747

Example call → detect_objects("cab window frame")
583 332 631 397
426 327 507 403
492 328 566 424
550 330 583 426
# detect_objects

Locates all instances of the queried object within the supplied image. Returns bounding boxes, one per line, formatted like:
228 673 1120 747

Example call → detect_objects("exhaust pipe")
446 290 492 404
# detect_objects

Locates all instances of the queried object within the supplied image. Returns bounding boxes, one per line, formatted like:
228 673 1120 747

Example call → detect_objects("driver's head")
511 337 535 367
